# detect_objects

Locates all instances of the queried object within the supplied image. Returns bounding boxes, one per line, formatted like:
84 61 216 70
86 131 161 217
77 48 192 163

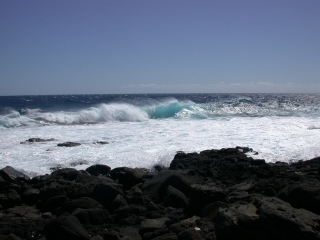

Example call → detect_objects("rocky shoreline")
1 147 320 240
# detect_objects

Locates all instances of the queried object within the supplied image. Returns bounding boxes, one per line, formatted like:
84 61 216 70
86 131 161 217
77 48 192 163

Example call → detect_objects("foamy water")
1 117 320 177
0 94 319 177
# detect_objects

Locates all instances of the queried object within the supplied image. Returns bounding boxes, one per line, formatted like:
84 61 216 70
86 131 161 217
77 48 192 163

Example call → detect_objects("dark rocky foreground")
0 147 320 240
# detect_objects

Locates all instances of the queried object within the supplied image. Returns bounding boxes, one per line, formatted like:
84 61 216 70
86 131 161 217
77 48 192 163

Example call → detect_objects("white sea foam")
1 116 320 177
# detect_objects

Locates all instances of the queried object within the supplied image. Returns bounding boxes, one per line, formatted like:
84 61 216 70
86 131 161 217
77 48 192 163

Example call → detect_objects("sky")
1 0 320 95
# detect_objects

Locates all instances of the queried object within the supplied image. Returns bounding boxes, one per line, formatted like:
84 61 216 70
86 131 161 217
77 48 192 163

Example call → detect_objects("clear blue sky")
1 0 320 95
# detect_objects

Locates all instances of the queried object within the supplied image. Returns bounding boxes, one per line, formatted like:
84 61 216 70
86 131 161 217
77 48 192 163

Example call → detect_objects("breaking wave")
1 95 320 128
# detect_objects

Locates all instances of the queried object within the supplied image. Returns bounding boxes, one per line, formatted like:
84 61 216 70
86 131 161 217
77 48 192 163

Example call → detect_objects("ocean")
0 93 320 177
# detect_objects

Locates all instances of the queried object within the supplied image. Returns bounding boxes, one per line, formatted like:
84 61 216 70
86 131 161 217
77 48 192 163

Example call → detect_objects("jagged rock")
57 142 81 147
1 147 320 240
44 215 90 240
86 164 111 176
0 166 30 182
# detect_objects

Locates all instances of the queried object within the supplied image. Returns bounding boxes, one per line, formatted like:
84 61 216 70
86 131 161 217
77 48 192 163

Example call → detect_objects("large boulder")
278 181 320 215
139 217 170 236
163 185 188 209
44 215 90 240
71 208 110 225
188 184 226 216
51 168 80 181
0 166 30 182
141 170 198 203
215 197 320 240
110 167 145 189
86 164 111 176
0 189 21 209
59 197 105 214
89 183 124 210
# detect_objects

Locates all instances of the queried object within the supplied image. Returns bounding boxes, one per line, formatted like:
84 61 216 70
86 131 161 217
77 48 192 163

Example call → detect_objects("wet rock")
86 164 111 176
44 215 90 240
96 141 109 145
20 138 55 144
69 160 89 167
57 142 81 147
0 166 30 182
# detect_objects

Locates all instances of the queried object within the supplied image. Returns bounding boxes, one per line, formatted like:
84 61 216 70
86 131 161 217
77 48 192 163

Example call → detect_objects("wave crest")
145 99 207 119
0 104 149 128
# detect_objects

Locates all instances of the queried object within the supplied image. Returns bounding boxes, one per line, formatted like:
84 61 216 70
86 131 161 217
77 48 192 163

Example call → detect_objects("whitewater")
1 93 320 177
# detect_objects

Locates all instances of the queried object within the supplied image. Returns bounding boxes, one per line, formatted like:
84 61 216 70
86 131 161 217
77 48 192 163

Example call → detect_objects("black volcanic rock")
0 166 30 182
1 147 320 240
0 189 21 209
86 164 111 176
110 167 145 189
57 142 81 147
44 215 90 240
20 138 55 144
